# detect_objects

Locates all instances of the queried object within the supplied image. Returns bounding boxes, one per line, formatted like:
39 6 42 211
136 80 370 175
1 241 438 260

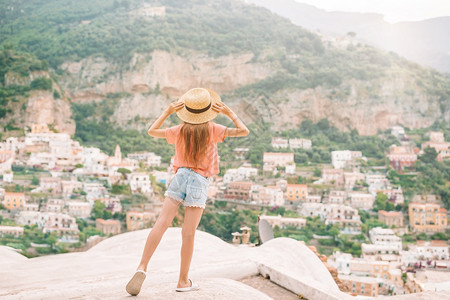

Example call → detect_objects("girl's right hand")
166 101 185 115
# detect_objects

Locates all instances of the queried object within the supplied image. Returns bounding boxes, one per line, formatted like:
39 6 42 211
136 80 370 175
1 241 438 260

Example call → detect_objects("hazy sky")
294 0 450 23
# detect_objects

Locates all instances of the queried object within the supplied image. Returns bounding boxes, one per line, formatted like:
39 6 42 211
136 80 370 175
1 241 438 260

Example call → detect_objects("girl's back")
165 121 227 178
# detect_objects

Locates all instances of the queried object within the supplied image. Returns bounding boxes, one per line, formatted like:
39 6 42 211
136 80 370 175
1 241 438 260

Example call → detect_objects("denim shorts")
164 167 209 209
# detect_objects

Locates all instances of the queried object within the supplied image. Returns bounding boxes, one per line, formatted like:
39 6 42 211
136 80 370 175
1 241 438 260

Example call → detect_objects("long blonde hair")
178 122 210 168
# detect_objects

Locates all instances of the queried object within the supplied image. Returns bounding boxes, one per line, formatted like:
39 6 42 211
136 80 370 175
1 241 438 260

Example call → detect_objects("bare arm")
211 102 249 137
147 102 184 138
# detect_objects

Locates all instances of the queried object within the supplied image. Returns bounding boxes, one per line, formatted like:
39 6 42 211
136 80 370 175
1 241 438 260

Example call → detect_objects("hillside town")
0 123 449 297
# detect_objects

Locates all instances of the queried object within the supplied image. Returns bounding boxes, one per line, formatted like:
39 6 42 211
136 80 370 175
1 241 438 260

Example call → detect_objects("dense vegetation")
72 99 175 161
0 47 50 120
388 149 450 209
216 117 399 168
3 0 447 98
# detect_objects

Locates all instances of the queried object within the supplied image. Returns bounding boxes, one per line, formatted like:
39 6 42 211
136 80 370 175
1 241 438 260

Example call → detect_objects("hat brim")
176 88 221 124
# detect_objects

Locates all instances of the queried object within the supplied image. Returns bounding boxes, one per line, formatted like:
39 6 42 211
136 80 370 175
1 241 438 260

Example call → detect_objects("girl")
126 87 249 295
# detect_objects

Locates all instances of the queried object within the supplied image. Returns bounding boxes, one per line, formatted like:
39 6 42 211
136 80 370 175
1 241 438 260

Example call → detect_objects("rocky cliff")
60 51 274 101
57 50 447 135
24 90 75 134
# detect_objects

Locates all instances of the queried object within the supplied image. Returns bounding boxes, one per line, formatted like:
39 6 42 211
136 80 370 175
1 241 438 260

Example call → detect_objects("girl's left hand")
212 101 232 116
166 101 185 115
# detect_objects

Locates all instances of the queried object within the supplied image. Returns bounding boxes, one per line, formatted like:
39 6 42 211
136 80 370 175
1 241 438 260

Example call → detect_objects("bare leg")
177 206 204 288
137 197 182 271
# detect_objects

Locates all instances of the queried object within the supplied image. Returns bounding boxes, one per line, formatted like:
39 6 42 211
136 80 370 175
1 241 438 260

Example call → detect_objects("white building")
251 185 284 206
263 152 294 168
61 180 83 199
39 177 62 194
327 190 347 204
285 163 296 174
67 201 92 218
0 225 24 237
42 212 79 243
23 203 39 212
127 152 161 167
324 204 362 235
223 163 258 184
391 126 406 140
271 137 289 149
83 182 107 201
2 171 13 183
299 203 326 219
24 132 83 169
152 170 172 187
305 195 322 203
344 172 366 190
81 147 109 175
328 251 353 275
415 240 449 260
361 227 402 256
259 214 306 229
43 199 64 213
348 192 375 210
95 197 122 214
128 172 153 194
331 150 362 169
289 138 312 150
16 211 79 242
366 174 391 196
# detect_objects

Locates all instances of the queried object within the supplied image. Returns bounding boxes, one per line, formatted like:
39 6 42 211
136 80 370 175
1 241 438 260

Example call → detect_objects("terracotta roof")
378 210 403 216
96 219 120 225
263 152 294 156
287 184 307 188
4 192 25 196
430 240 448 247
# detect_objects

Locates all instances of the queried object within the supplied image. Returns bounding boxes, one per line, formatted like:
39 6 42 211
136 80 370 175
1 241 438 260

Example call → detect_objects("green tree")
420 147 437 164
373 192 389 211
117 168 131 175
92 200 106 219
30 77 52 90
31 176 39 185
313 168 322 177
328 226 340 238
45 233 58 248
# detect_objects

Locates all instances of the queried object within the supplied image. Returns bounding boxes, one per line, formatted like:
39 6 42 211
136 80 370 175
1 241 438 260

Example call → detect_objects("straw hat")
176 87 221 124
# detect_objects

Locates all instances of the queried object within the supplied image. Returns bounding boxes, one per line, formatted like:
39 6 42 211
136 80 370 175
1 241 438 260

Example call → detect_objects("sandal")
126 270 147 296
175 279 200 292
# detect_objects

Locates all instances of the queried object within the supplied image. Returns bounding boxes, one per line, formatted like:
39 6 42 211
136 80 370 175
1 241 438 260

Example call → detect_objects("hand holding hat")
166 101 185 115
211 101 233 117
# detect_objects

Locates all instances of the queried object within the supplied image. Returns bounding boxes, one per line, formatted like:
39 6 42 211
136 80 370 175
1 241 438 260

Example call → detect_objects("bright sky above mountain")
295 0 450 23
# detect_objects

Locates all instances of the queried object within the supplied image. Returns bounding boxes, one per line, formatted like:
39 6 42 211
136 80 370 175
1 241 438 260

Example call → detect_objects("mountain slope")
0 0 449 136
246 0 450 73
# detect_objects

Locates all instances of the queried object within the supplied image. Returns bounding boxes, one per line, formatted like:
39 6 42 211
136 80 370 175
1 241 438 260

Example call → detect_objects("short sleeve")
212 122 227 143
165 125 181 145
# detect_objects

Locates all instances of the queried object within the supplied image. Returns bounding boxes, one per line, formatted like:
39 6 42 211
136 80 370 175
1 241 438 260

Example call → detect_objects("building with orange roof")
96 218 121 235
126 211 156 231
409 203 447 233
286 184 308 202
388 145 417 171
339 274 379 297
378 210 404 227
2 192 25 211
224 181 254 201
